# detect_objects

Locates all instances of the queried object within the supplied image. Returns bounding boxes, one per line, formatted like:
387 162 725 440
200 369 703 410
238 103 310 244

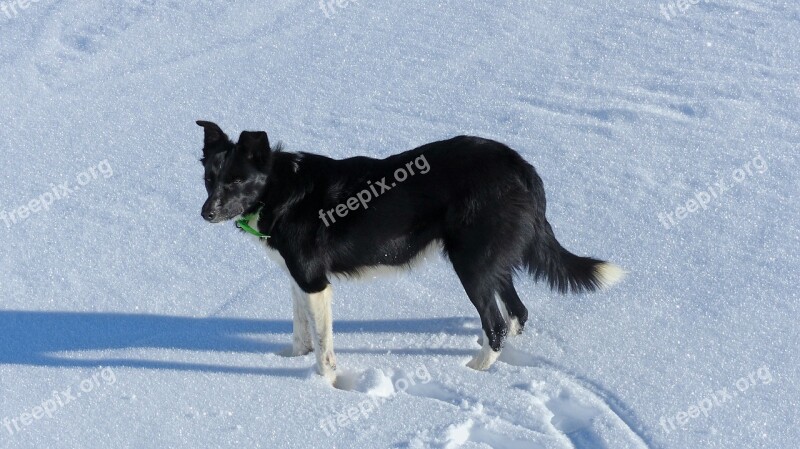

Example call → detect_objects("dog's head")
197 120 272 223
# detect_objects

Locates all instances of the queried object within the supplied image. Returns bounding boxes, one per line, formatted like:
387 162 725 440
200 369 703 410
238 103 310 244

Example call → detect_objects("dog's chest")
242 214 288 272
263 244 288 272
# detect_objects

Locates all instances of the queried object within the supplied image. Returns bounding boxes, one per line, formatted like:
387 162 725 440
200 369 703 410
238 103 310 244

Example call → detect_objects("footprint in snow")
400 346 652 449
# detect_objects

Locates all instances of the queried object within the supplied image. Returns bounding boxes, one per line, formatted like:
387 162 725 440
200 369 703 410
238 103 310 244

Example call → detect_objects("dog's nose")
201 209 216 221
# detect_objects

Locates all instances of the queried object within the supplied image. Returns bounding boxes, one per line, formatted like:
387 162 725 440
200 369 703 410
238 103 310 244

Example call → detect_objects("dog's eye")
233 179 243 185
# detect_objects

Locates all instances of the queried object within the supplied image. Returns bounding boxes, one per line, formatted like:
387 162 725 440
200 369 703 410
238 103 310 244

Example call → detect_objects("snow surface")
1 1 798 448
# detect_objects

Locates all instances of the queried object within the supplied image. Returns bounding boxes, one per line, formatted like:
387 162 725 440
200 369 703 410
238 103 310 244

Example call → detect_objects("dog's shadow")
0 311 475 377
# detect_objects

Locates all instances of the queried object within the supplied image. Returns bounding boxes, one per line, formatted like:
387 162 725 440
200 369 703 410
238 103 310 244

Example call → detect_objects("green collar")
236 208 269 239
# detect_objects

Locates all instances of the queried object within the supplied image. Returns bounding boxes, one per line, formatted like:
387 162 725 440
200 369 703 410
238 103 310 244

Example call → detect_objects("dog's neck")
250 151 306 238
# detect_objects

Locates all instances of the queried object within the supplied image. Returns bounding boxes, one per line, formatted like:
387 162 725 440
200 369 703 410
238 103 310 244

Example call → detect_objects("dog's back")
281 137 537 273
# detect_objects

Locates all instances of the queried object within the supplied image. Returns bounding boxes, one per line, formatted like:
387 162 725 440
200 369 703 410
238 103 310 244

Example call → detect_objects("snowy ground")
1 0 798 448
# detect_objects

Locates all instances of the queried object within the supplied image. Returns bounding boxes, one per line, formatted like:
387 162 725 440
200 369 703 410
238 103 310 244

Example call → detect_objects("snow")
0 0 797 448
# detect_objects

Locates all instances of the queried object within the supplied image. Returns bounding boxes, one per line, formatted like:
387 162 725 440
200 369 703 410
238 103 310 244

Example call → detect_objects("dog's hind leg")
497 274 528 336
448 255 507 371
464 282 506 371
445 204 524 370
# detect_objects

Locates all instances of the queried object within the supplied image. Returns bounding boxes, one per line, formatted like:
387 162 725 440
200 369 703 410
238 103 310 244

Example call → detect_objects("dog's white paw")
291 337 313 356
291 347 311 357
317 365 337 384
291 345 313 357
467 331 501 370
315 351 338 383
466 348 500 371
508 317 523 336
276 343 313 357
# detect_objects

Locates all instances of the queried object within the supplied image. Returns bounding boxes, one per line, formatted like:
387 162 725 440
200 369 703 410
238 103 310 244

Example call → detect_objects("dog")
197 120 624 381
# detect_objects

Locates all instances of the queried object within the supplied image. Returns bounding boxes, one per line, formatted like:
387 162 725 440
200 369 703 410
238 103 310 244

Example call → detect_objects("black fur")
197 121 618 354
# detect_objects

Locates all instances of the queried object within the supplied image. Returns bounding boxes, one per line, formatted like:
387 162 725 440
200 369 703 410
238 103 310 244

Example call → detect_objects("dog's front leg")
298 284 337 382
290 282 313 356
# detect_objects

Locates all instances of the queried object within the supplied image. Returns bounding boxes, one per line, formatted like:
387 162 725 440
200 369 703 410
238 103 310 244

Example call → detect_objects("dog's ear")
196 120 229 149
237 131 271 165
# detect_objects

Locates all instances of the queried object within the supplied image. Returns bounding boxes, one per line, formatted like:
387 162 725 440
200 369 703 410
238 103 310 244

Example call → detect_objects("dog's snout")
201 203 218 222
202 209 216 221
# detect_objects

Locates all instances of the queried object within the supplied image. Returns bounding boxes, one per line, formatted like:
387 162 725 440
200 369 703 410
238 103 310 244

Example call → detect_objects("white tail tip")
594 262 626 289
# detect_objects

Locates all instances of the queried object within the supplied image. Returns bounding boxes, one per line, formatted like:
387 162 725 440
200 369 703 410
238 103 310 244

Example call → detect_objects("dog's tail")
519 164 625 294
522 221 625 293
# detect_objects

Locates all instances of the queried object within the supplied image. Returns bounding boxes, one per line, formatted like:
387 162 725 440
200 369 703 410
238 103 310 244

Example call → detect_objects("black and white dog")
197 120 624 381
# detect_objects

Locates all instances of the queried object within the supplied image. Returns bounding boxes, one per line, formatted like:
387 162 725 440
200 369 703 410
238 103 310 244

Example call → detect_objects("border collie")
197 121 624 382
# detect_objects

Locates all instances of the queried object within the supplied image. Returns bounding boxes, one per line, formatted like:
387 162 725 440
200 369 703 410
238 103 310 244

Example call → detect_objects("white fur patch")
290 281 313 356
302 285 337 382
264 245 288 272
508 317 523 336
467 331 500 371
332 240 442 280
237 214 288 272
594 262 627 289
496 296 522 336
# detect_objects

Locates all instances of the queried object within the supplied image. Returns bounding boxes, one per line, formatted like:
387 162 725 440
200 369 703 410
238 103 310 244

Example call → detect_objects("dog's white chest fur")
240 215 288 272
